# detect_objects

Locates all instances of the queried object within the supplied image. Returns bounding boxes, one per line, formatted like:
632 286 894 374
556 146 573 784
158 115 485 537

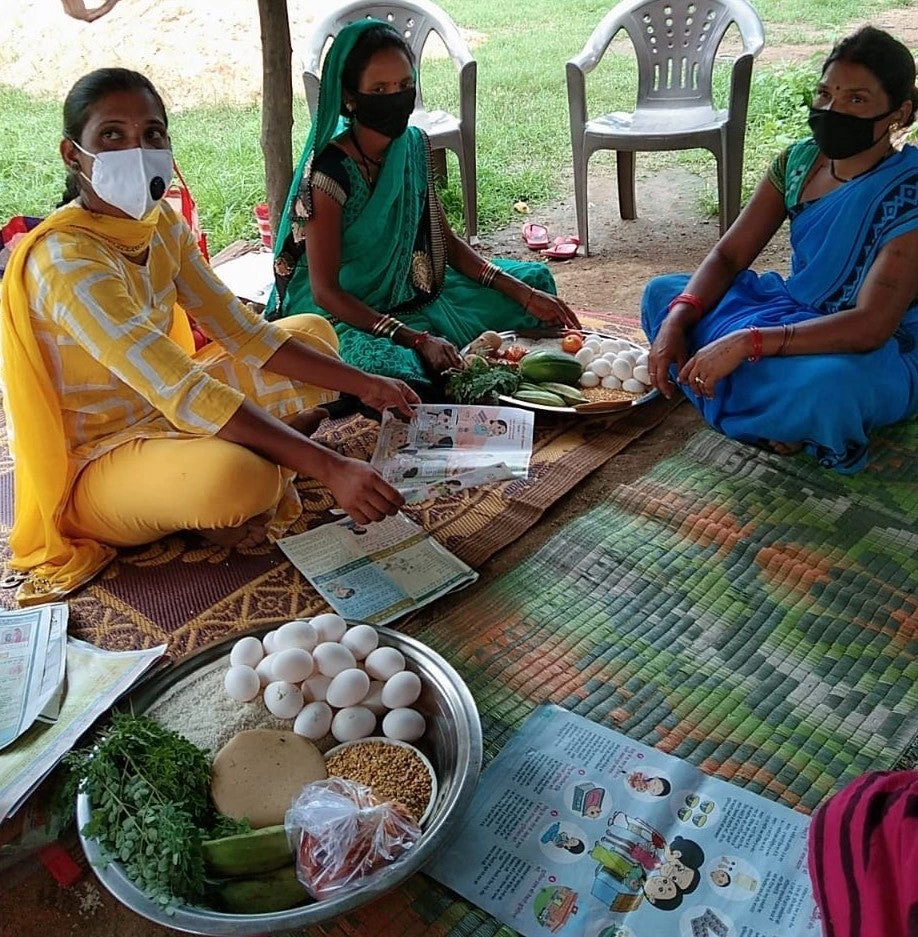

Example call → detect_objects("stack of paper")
0 605 166 823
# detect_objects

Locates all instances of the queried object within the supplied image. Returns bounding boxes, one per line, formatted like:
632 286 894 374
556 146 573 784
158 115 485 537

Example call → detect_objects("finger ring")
695 376 705 386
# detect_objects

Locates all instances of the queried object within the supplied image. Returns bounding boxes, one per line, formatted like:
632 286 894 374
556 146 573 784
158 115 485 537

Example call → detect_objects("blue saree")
642 140 918 473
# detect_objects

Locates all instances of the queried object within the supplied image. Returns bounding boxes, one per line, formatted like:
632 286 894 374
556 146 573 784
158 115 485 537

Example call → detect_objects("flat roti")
211 729 327 828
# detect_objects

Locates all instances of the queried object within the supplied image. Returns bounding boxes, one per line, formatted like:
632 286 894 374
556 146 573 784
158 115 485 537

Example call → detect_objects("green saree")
265 19 555 390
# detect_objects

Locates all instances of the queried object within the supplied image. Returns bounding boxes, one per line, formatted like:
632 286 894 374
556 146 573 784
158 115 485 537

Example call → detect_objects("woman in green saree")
267 19 580 392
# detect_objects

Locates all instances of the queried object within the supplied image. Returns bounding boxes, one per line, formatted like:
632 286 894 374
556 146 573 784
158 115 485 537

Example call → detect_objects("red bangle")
747 326 763 362
411 330 429 350
667 292 704 317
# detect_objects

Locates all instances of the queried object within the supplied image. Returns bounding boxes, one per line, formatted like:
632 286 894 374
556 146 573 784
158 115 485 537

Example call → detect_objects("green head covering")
272 18 411 260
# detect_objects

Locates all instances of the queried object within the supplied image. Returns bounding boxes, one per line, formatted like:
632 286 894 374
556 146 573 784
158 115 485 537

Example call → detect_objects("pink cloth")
808 770 918 937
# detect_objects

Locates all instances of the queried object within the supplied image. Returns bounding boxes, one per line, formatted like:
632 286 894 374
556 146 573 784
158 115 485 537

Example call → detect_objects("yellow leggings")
62 314 339 548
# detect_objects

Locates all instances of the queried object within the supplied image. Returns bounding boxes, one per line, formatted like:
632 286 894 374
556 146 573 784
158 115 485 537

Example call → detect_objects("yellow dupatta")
0 204 195 605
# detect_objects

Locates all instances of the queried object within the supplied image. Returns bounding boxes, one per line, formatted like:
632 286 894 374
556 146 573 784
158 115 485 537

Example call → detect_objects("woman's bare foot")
769 440 804 456
289 407 329 437
198 511 273 549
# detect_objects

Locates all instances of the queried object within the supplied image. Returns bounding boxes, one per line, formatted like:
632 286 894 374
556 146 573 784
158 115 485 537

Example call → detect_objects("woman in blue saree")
267 19 579 392
642 26 918 473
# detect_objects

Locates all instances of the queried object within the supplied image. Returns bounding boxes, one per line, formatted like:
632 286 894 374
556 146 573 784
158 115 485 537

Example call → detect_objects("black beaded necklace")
350 130 382 185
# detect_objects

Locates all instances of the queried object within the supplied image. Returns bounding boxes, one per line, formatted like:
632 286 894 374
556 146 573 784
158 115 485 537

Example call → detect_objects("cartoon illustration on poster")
429 704 821 937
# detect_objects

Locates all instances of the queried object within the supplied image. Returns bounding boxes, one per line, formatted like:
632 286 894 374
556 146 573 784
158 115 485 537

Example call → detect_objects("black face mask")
352 88 415 139
807 105 896 160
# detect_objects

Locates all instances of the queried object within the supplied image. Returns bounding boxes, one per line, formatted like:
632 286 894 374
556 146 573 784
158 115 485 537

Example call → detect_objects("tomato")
502 344 528 363
560 333 584 354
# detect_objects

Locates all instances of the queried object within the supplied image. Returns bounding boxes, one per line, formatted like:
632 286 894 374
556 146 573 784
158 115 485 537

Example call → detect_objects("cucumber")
202 824 293 877
535 382 587 404
214 863 309 914
519 350 583 385
513 388 568 408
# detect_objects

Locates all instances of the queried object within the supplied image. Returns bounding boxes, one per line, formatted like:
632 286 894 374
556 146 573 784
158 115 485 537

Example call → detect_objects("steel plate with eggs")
76 619 482 935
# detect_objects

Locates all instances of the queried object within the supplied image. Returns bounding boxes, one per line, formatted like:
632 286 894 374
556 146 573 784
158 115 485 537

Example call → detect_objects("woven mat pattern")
0 313 678 656
405 422 918 810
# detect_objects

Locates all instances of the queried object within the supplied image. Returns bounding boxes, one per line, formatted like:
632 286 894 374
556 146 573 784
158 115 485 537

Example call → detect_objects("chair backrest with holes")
305 0 462 112
620 0 750 106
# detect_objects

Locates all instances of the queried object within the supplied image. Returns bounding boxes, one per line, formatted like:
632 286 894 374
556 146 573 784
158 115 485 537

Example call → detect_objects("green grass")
0 0 908 250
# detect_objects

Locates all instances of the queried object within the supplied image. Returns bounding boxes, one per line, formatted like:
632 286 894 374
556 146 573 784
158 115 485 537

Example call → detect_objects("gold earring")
890 122 901 133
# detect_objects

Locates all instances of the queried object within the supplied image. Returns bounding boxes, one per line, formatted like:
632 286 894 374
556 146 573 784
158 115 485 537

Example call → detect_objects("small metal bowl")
76 625 482 935
324 737 439 826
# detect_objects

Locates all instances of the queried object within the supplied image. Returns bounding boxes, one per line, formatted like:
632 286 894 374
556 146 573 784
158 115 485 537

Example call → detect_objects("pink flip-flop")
541 236 580 259
522 222 550 250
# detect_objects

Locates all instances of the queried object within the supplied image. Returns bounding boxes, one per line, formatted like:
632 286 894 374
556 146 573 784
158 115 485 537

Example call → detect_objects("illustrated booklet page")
371 404 534 496
430 704 821 937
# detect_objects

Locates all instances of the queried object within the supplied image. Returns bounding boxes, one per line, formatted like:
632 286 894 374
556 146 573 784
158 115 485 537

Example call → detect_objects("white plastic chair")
567 0 765 253
303 0 478 240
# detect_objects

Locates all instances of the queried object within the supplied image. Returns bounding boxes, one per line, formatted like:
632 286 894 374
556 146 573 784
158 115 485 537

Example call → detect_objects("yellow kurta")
1 201 338 605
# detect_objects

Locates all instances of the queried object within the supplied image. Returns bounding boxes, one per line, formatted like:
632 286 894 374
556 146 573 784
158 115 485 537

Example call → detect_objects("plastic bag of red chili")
285 777 421 899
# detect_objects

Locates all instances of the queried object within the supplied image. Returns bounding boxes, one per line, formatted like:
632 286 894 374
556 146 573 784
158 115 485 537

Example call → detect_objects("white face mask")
72 142 173 220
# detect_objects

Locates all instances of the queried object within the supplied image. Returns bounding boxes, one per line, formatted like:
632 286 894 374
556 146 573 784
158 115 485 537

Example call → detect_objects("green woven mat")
337 421 917 937
410 420 918 814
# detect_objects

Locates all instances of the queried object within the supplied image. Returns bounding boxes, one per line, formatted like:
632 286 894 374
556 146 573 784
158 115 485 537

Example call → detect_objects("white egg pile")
574 336 652 394
224 614 426 745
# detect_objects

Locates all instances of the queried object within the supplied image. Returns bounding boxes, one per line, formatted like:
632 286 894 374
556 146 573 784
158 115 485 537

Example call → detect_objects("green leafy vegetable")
58 713 248 910
446 358 521 404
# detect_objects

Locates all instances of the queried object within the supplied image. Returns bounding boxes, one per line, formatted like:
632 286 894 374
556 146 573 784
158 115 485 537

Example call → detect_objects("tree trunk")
257 0 294 236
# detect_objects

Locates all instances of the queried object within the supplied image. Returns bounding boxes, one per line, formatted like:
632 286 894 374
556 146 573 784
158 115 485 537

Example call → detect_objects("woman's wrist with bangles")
371 313 425 348
476 260 535 312
665 292 705 326
743 324 796 361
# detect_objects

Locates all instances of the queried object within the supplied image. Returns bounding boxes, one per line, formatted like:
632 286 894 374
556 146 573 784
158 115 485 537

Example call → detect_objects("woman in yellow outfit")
0 68 419 606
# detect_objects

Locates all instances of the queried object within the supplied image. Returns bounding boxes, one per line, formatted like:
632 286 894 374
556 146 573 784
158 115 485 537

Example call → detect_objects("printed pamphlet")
372 404 534 493
430 703 821 937
278 512 478 625
0 638 166 823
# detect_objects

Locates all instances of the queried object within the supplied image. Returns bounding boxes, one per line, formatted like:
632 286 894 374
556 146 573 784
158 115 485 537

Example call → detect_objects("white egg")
313 641 356 677
580 370 600 388
224 665 260 703
574 347 595 367
625 349 642 363
632 364 651 385
340 624 378 661
364 647 406 681
599 339 618 356
601 375 623 390
361 680 387 715
331 706 376 742
229 636 264 669
301 673 332 702
272 647 314 683
312 613 347 643
262 630 278 654
275 619 318 652
585 333 603 345
381 671 422 709
293 701 334 742
293 701 333 740
583 340 602 355
382 708 426 742
256 653 277 686
326 668 371 709
263 681 304 719
590 357 612 378
636 352 649 368
622 378 647 393
611 357 633 381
